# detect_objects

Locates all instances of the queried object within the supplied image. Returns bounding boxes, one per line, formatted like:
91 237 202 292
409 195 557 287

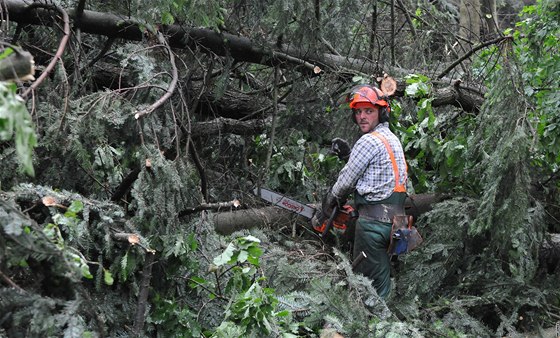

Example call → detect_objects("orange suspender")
370 132 407 193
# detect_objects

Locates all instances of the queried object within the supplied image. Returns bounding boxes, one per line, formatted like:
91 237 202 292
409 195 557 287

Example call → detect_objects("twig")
21 2 70 99
188 140 209 202
134 29 179 119
437 35 512 79
112 232 155 253
271 50 321 74
178 199 241 217
395 0 417 38
85 36 116 69
0 269 26 293
263 67 279 180
187 277 228 301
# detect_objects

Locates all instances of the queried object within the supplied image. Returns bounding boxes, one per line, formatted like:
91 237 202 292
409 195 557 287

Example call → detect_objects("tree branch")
20 2 70 99
132 252 155 335
134 29 178 120
437 35 512 79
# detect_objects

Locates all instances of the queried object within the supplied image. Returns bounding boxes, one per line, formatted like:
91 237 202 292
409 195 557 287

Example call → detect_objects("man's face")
354 106 380 133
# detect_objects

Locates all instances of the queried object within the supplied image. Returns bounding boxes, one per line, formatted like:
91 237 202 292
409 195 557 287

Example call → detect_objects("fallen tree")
3 0 485 114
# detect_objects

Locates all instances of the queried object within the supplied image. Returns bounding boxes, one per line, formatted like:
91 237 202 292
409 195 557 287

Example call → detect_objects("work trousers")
352 192 406 299
353 217 392 299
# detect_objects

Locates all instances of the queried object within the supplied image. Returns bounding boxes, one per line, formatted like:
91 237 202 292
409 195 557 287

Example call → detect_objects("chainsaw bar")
253 187 315 219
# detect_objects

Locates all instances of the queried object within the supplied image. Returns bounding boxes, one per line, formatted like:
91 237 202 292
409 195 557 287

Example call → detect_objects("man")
319 84 408 299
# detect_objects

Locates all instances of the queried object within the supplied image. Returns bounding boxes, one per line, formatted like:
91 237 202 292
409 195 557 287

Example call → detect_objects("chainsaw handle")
321 205 338 237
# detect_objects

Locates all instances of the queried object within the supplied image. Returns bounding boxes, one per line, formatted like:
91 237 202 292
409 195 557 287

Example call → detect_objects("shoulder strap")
370 131 407 193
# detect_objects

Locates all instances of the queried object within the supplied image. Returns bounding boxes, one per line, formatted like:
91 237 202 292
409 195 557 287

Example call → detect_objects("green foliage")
513 0 560 177
148 294 203 338
252 131 342 200
0 187 128 337
0 82 36 176
128 0 227 29
185 235 299 337
396 74 471 193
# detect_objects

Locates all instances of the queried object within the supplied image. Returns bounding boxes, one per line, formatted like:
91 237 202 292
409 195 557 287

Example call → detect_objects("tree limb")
132 252 155 336
134 30 178 120
179 199 241 217
20 2 70 99
437 35 512 79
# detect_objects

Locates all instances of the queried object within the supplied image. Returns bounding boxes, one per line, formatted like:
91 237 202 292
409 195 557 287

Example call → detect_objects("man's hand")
330 138 351 161
312 191 340 230
312 190 345 232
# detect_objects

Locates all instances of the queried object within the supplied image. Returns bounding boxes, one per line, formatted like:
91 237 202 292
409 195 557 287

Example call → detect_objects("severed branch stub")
113 232 155 253
0 48 35 82
378 74 397 96
41 196 67 209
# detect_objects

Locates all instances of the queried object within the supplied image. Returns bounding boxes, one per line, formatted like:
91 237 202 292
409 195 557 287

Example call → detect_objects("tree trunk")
481 0 499 39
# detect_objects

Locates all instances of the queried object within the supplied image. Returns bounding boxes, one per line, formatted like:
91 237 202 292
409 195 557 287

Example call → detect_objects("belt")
358 203 405 223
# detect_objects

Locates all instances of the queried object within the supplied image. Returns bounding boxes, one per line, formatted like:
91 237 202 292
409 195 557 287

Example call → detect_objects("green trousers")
353 218 392 298
352 192 406 299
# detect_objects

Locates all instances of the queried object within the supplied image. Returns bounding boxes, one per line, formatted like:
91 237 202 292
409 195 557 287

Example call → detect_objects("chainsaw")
253 187 357 236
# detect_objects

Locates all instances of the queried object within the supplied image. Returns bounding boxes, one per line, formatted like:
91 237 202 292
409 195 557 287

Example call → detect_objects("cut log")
404 193 449 220
213 206 309 235
214 193 447 235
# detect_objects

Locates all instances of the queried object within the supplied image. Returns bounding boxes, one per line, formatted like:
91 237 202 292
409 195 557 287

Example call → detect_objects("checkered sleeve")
331 134 381 199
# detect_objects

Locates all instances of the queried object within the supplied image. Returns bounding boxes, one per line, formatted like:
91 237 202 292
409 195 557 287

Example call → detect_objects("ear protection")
372 86 391 123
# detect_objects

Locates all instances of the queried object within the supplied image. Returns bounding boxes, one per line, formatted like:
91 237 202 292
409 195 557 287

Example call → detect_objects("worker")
316 84 408 299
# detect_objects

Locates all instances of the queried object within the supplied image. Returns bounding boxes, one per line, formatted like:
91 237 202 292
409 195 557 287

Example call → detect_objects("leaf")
237 250 248 263
243 235 261 243
213 243 236 266
80 262 93 279
67 200 84 214
0 208 24 236
0 82 37 175
0 47 14 61
120 251 129 280
104 269 114 285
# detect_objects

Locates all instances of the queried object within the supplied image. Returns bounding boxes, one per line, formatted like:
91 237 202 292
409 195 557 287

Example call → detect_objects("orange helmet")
347 85 390 111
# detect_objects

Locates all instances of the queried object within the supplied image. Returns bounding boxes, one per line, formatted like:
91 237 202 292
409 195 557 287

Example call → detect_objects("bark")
3 0 319 73
190 80 277 120
190 117 268 138
213 206 307 235
481 0 499 39
132 252 154 336
459 0 481 50
431 81 484 113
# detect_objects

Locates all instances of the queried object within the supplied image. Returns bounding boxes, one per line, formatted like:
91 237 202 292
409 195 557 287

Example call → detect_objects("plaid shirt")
331 122 407 202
